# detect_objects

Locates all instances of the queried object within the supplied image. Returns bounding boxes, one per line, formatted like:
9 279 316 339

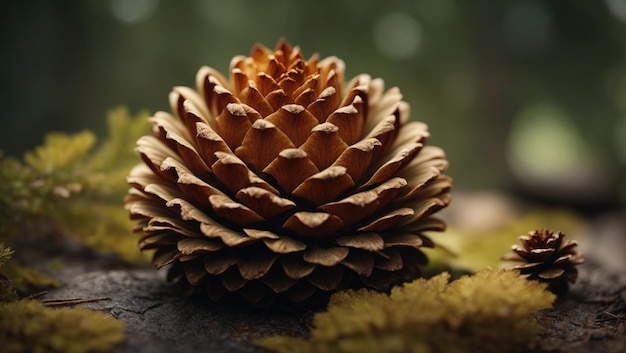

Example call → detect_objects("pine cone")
502 229 584 295
125 40 452 306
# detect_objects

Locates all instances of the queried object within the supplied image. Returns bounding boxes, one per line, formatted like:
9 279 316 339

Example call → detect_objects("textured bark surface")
532 261 626 353
46 270 311 353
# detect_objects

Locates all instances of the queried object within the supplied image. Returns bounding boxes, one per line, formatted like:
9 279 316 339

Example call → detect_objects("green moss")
257 268 555 353
0 300 125 353
23 131 96 175
0 243 57 299
58 201 148 262
47 107 151 262
3 263 60 294
0 107 151 262
0 153 37 238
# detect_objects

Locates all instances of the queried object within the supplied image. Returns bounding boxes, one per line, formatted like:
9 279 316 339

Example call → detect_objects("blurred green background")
1 0 625 211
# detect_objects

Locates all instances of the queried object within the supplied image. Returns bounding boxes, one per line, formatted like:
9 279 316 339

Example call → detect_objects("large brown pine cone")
125 40 452 306
502 229 584 295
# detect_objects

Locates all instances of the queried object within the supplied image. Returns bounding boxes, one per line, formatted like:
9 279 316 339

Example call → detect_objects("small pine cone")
502 229 584 295
125 40 452 306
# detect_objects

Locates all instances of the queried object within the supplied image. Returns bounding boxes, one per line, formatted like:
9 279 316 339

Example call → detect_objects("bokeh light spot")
606 0 626 23
507 102 591 181
372 13 422 60
110 0 159 25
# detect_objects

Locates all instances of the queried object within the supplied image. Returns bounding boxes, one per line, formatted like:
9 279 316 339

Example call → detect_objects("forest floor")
9 191 626 353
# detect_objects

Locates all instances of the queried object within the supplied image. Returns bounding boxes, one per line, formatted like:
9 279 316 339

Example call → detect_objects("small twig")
40 296 110 307
595 311 625 323
568 320 583 327
603 311 624 320
24 291 49 300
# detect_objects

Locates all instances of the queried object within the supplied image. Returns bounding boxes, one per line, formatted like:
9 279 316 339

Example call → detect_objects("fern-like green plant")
257 268 555 353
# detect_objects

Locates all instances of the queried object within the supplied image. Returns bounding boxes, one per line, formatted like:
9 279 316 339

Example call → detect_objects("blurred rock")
442 190 520 233
581 211 626 274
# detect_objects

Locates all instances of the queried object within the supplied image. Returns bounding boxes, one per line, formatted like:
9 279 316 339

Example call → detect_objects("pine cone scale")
283 211 345 238
306 266 346 291
341 250 375 276
177 238 223 255
238 253 280 281
262 148 320 193
303 247 350 267
335 233 385 251
358 207 414 232
538 267 565 280
260 267 298 293
262 235 306 254
203 253 238 275
279 254 317 280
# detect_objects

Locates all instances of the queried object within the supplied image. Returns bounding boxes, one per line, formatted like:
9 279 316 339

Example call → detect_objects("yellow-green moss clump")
257 268 555 353
0 300 125 353
2 262 60 294
1 243 59 300
1 241 125 353
0 107 150 262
